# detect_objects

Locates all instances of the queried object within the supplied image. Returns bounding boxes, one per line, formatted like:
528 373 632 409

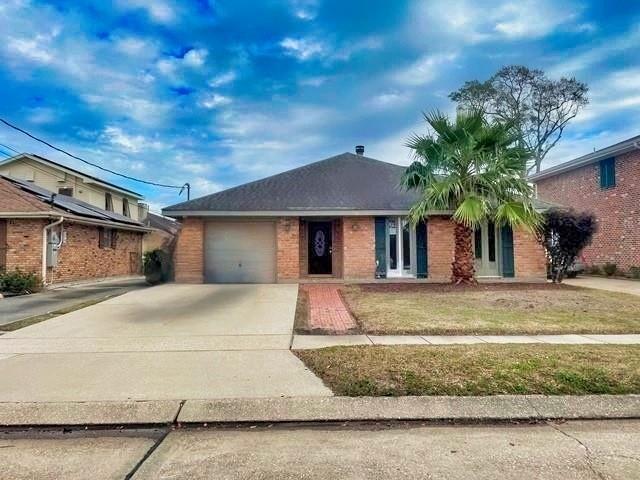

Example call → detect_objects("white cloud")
183 48 208 67
209 71 237 87
392 52 458 86
101 126 166 153
6 28 59 64
112 36 157 57
369 91 411 109
280 37 327 61
116 0 174 23
199 93 232 109
410 0 585 44
290 0 319 20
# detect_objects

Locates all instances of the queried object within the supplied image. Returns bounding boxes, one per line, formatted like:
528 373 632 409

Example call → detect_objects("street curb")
177 395 640 424
0 400 182 427
1 395 638 427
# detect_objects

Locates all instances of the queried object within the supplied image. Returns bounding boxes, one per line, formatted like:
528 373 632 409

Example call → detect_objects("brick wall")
5 218 45 278
174 217 204 283
427 216 455 281
342 216 375 279
48 223 142 284
514 227 546 279
535 150 640 271
5 219 142 284
277 217 300 281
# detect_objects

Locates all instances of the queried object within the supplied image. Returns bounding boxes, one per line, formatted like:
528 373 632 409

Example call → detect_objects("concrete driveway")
0 284 331 402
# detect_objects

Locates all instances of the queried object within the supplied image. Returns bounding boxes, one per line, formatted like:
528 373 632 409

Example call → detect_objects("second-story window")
599 157 616 189
105 192 114 212
58 187 73 196
122 198 130 217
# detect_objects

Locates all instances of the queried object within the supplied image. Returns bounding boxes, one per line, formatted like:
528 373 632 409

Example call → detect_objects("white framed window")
386 216 416 278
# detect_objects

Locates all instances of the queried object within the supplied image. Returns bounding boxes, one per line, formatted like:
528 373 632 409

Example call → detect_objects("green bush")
586 265 602 275
603 263 617 277
629 266 640 280
0 270 42 295
143 249 173 284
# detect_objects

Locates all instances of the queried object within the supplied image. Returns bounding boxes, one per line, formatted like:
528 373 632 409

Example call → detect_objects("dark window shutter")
416 219 428 278
501 225 515 278
374 217 386 278
98 227 105 248
599 158 615 189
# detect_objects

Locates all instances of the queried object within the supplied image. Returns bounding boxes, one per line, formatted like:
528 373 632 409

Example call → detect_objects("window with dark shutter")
111 230 118 249
599 158 616 189
99 228 114 249
105 193 114 211
122 198 130 217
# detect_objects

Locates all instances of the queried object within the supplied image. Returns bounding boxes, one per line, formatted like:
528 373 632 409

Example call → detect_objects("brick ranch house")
0 175 151 286
163 150 546 283
530 134 640 273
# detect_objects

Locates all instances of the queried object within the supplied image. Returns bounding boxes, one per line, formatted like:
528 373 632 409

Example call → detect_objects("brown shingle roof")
0 177 51 213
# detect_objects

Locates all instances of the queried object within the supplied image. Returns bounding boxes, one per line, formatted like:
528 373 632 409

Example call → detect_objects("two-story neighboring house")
530 135 640 273
0 153 147 221
0 153 152 286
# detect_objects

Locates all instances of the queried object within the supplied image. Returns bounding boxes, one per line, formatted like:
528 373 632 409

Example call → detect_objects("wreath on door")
314 230 326 256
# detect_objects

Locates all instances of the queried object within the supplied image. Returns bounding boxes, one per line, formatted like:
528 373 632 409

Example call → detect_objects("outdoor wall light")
351 222 360 231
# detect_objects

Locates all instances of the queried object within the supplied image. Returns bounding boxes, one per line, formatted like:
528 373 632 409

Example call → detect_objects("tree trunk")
451 221 476 284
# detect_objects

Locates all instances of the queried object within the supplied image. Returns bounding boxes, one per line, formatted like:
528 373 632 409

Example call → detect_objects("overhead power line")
0 118 190 198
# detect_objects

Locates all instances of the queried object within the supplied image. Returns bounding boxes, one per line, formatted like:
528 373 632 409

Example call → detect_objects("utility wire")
0 142 20 154
0 118 190 196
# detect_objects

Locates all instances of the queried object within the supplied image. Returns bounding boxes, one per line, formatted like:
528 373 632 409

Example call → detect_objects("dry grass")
295 345 640 396
341 283 640 335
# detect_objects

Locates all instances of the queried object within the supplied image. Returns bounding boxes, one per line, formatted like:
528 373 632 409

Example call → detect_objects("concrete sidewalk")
0 277 147 326
291 333 640 349
565 276 640 296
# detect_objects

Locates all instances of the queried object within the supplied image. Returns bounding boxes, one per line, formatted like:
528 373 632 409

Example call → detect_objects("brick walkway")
301 285 357 333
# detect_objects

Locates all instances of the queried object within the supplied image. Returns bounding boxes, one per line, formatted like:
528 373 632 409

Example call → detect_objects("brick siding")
4 218 142 284
174 217 204 283
514 227 547 279
535 150 640 271
48 223 142 283
427 216 455 281
342 216 375 279
5 218 45 278
277 217 300 281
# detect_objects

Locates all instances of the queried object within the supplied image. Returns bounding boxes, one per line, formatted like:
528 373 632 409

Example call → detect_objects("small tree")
539 209 596 283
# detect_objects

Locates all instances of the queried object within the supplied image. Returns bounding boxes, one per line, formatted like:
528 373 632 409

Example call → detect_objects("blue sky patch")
0 0 639 210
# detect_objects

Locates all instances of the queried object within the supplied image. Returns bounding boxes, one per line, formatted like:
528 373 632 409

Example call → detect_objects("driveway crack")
548 422 606 480
124 428 171 480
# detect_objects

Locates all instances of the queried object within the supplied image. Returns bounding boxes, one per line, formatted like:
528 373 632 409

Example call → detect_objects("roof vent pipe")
355 145 364 155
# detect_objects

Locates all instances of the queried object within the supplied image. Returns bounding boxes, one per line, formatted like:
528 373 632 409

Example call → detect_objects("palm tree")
402 109 540 284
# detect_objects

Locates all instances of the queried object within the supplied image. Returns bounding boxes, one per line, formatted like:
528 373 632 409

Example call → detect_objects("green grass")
341 283 640 335
295 345 640 396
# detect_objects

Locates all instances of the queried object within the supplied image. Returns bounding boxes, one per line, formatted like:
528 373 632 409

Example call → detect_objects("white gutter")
42 216 64 285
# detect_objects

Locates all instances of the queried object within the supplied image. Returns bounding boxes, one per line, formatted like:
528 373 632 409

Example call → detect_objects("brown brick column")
277 217 300 281
514 227 546 279
427 216 455 281
174 217 204 283
342 216 375 280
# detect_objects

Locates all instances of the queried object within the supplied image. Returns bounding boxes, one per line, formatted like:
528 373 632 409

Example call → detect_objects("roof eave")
529 137 640 182
162 209 454 218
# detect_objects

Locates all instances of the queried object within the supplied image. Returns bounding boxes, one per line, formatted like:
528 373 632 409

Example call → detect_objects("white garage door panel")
205 221 276 283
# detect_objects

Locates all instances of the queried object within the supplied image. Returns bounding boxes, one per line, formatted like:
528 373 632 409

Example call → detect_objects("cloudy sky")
0 0 638 210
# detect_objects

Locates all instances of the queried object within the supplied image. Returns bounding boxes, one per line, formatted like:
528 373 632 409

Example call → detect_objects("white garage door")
204 221 277 283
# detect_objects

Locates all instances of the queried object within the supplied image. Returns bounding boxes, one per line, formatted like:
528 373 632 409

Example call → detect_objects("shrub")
0 270 41 295
538 209 597 283
603 263 617 277
586 265 602 275
143 249 173 284
630 266 640 280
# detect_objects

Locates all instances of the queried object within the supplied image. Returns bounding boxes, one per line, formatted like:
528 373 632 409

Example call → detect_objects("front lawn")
295 345 640 396
341 283 640 335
